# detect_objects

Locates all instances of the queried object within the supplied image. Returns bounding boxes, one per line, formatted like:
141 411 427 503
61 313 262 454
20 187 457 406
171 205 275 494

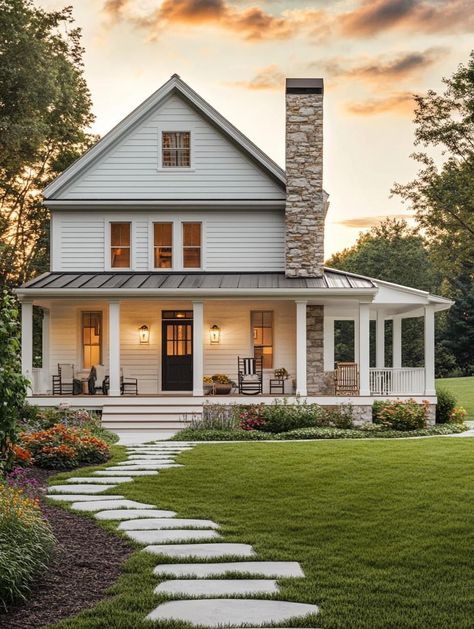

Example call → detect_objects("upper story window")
111 222 131 268
154 222 173 268
183 222 201 268
251 311 273 369
162 131 191 168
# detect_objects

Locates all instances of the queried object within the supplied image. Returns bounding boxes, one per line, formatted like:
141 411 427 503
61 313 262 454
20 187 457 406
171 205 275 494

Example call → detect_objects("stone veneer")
306 305 325 394
285 79 324 278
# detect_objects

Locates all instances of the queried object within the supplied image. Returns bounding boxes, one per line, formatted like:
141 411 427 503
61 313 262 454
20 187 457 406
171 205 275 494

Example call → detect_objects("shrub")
0 484 55 607
435 387 457 424
373 399 428 431
323 404 354 429
19 424 110 470
449 406 467 424
186 403 240 431
239 404 267 431
260 399 327 433
173 428 273 441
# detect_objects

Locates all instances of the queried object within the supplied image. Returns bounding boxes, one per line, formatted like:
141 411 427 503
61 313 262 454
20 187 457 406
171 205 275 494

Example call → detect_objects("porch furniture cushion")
52 363 82 395
334 362 359 396
238 356 263 395
88 364 108 394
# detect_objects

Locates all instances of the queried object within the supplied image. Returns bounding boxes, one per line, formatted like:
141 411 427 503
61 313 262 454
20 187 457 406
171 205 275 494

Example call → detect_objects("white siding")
52 210 285 272
46 299 296 395
56 95 285 201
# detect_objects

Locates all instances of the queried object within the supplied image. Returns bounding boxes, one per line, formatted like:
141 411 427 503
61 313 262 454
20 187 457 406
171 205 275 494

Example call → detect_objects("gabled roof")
43 74 286 199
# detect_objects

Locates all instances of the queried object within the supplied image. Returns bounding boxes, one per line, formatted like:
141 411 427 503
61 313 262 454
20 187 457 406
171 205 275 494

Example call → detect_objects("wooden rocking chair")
334 362 359 396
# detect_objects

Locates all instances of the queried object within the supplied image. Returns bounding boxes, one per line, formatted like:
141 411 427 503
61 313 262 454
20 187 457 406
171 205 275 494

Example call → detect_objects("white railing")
369 368 425 396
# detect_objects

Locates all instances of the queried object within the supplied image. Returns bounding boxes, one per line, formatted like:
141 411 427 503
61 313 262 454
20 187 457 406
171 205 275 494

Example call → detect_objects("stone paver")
146 599 319 626
71 499 155 512
66 476 133 484
154 579 279 597
109 464 182 471
124 529 220 544
152 561 305 579
48 484 117 494
95 509 176 520
119 459 176 464
118 518 218 530
94 470 159 477
144 543 255 559
126 455 177 460
46 494 125 502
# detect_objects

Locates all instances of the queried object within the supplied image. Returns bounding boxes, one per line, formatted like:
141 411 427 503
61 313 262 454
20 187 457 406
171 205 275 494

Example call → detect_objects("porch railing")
369 368 425 396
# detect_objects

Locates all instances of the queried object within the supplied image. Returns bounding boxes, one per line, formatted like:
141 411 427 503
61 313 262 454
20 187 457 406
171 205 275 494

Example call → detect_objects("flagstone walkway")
46 441 319 628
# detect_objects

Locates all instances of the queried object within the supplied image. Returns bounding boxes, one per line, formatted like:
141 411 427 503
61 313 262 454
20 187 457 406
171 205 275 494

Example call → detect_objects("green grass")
47 438 474 629
437 376 474 420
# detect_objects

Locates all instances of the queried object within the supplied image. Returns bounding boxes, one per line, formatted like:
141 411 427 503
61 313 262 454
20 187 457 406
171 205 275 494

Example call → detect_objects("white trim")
108 301 121 396
392 316 402 369
192 301 204 396
44 200 286 210
358 303 370 396
43 75 285 199
21 301 33 391
375 311 385 369
323 316 335 371
424 305 436 396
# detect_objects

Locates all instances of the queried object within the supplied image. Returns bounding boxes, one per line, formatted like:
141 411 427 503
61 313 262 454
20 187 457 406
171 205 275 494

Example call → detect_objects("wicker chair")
334 362 359 396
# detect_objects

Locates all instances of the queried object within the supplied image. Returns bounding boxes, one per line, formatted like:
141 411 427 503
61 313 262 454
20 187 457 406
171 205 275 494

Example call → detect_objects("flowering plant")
239 404 267 431
373 399 428 431
449 406 467 424
273 368 289 380
12 445 33 467
211 374 232 384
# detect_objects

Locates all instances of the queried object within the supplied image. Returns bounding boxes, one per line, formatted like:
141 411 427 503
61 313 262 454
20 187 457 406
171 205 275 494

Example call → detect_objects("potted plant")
274 367 289 381
211 374 234 395
203 376 214 395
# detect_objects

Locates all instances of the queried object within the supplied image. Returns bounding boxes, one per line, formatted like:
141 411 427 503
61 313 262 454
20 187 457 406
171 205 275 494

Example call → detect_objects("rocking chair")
238 356 263 395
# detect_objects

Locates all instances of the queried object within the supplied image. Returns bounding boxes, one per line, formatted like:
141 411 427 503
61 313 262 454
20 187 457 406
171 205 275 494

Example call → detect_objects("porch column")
375 311 385 368
193 301 204 396
358 303 370 396
392 316 402 369
42 309 50 394
108 301 121 396
424 305 436 395
295 300 307 396
323 316 334 371
21 300 33 392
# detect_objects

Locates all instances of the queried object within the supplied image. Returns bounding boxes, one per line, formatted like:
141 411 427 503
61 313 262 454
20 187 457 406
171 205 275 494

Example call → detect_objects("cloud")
227 64 285 90
338 0 474 38
103 0 321 42
346 92 416 116
322 47 447 86
336 214 413 228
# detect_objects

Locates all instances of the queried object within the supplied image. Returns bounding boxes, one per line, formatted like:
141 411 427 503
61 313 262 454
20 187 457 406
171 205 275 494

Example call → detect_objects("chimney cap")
286 78 323 95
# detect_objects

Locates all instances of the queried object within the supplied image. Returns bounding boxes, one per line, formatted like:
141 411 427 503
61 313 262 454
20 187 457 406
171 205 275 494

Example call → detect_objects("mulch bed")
1 467 133 629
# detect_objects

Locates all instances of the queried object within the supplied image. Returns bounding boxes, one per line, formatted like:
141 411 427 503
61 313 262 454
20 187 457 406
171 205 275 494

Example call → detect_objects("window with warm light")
154 222 173 268
111 222 131 268
183 222 201 268
82 311 102 369
251 311 273 369
162 131 191 167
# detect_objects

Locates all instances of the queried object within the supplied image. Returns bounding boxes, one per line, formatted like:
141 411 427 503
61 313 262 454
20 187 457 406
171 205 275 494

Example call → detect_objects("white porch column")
354 317 359 364
375 311 385 368
42 309 50 393
358 303 370 396
193 301 204 396
424 305 436 395
392 316 402 369
295 300 307 396
108 301 121 396
21 300 33 393
323 316 335 371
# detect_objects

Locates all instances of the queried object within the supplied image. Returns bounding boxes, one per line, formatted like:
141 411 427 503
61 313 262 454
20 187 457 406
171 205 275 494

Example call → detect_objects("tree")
327 218 438 367
438 274 474 375
0 0 96 286
392 52 474 276
0 290 28 472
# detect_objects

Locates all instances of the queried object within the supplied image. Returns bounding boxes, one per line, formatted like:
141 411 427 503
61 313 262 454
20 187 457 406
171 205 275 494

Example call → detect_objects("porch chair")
237 356 263 395
334 362 359 396
87 364 108 395
52 364 82 395
102 368 138 395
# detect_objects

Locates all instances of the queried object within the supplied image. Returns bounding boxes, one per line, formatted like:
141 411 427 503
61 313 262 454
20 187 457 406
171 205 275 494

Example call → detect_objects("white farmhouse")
16 75 452 428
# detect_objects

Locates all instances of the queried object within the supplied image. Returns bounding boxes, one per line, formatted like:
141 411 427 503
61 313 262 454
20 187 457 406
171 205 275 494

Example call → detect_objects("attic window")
162 131 191 167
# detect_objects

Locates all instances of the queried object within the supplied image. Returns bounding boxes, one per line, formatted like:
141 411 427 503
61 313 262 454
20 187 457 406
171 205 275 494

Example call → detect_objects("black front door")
162 320 193 391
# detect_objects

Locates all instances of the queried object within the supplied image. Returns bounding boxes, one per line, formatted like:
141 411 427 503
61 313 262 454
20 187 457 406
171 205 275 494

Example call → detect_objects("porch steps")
101 402 202 431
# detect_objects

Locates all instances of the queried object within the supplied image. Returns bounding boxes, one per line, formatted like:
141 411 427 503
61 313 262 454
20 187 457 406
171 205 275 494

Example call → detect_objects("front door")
162 318 193 391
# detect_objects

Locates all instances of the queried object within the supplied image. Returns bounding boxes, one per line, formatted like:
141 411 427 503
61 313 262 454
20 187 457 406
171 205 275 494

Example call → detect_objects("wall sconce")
139 325 150 344
209 324 220 344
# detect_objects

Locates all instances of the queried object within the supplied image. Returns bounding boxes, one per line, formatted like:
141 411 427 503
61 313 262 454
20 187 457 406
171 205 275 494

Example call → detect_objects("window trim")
81 310 103 370
182 221 203 270
157 128 194 171
153 221 174 270
250 310 274 370
105 219 134 271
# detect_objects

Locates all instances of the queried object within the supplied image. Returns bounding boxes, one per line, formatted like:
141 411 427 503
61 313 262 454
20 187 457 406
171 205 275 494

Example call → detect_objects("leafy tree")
392 52 474 276
0 290 28 472
0 0 96 285
438 274 474 375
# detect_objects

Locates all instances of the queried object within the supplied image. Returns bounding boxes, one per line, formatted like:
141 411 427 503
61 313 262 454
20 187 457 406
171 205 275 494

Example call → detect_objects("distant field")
436 376 474 420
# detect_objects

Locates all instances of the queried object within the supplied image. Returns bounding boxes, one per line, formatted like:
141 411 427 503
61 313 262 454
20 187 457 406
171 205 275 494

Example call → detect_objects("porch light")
209 324 220 344
139 325 150 344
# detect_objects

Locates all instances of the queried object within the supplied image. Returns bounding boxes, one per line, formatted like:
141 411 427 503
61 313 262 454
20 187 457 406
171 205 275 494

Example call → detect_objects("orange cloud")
336 214 413 228
228 64 285 90
346 92 416 116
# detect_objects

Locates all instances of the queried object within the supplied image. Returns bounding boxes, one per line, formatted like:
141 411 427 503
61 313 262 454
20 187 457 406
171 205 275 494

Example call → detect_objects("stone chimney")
285 78 324 277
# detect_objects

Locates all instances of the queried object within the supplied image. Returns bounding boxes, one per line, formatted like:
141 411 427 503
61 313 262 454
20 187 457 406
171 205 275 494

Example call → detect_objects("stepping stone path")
46 440 319 627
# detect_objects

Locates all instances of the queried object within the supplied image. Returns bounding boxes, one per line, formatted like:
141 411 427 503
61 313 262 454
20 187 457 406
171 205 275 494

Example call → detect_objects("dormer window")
162 131 191 167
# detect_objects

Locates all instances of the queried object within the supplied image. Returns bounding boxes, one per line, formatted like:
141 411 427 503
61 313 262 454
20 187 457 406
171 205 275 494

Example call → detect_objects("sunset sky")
37 0 472 256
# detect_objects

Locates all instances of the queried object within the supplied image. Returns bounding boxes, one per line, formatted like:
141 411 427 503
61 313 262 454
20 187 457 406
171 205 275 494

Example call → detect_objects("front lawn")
49 438 474 629
437 376 474 420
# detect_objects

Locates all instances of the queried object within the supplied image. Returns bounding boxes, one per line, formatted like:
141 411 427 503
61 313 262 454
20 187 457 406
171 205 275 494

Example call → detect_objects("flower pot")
213 383 232 395
203 383 214 395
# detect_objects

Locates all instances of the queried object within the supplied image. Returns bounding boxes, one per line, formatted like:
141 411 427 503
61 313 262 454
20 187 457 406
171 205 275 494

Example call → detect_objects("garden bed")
0 466 132 629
